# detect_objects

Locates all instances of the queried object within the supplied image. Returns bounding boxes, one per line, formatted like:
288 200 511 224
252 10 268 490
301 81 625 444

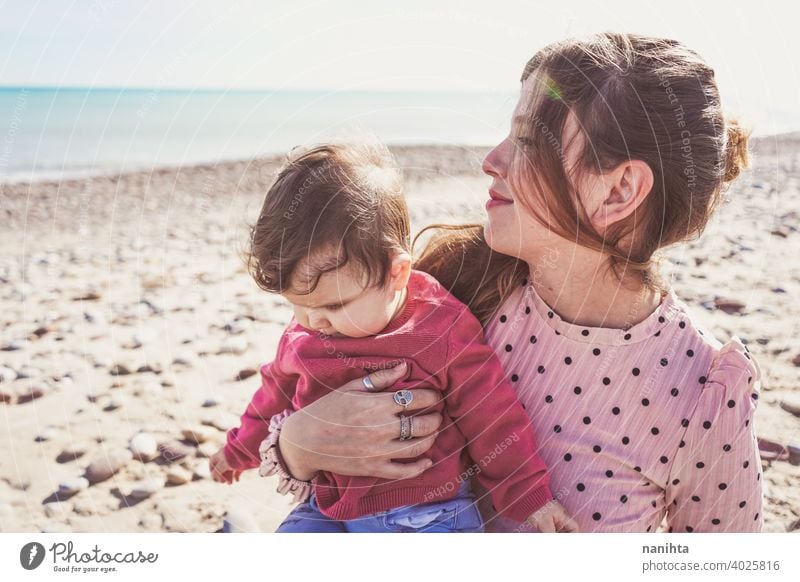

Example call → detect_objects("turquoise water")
0 87 516 182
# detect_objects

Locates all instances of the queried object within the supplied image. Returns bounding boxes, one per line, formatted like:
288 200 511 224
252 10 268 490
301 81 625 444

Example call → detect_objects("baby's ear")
389 251 413 287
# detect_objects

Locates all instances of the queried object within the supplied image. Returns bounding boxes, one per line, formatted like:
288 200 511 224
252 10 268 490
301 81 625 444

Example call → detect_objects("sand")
0 140 798 533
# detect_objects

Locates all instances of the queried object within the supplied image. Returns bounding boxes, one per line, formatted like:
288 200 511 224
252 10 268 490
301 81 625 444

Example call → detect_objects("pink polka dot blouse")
473 277 764 533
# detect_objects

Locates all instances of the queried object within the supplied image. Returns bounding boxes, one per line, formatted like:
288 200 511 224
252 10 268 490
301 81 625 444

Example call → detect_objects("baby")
210 141 577 533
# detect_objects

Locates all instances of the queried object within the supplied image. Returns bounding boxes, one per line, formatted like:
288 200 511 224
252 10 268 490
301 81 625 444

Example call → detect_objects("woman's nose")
482 138 510 178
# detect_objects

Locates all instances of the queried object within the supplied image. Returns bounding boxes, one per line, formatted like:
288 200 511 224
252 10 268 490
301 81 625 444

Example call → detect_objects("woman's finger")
385 432 438 458
350 362 408 392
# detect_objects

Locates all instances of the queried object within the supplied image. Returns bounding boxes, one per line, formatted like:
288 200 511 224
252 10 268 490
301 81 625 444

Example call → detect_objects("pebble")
56 440 93 463
139 512 164 530
35 426 59 442
172 352 199 367
0 366 18 382
202 413 239 432
110 363 132 376
192 460 211 480
74 291 102 301
134 381 163 397
85 449 133 483
1 339 27 351
779 395 800 417
44 501 72 518
130 477 165 499
129 432 159 461
57 477 89 497
222 509 261 533
181 425 218 444
166 465 192 485
218 337 248 355
235 368 258 381
15 366 41 380
714 297 746 314
196 442 219 458
16 384 46 404
202 396 223 407
158 440 193 463
792 354 800 367
0 388 13 404
103 395 125 411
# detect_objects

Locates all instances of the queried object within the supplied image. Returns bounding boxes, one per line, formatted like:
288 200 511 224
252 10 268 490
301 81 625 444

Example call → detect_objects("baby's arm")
443 307 573 528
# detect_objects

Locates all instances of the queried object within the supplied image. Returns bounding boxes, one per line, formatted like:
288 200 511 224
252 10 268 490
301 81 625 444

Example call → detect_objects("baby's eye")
326 304 344 312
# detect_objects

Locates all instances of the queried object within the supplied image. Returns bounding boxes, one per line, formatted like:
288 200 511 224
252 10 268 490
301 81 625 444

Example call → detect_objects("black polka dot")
711 518 720 525
499 315 507 323
624 333 631 340
686 349 694 357
545 395 553 403
660 455 669 464
632 368 640 376
702 421 712 430
582 329 589 336
583 416 591 425
719 483 727 490
743 461 749 469
634 466 642 472
699 376 707 384
755 513 759 521
612 406 620 415
739 501 746 508
511 374 519 382
685 526 694 532
505 344 512 352
727 399 735 408
525 306 531 314
622 436 630 445
606 470 613 478
537 365 546 374
654 331 661 337
576 483 585 492
681 418 690 428
679 440 685 448
564 357 572 365
563 453 572 462
573 386 582 395
547 311 554 319
658 316 665 323
593 445 601 453
696 461 705 469
660 358 668 366
592 512 601 521
679 321 686 329
646 525 652 532
593 348 601 356
651 427 660 435
671 388 680 397
553 425 561 433
641 398 650 406
529 335 537 344
691 495 701 502
602 377 611 385
723 444 731 452
672 479 680 485
620 495 628 503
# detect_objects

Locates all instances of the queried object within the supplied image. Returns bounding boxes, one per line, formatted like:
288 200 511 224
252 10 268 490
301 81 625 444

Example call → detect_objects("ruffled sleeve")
665 336 764 532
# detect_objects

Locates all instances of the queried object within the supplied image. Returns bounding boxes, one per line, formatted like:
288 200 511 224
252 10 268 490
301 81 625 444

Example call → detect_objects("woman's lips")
489 189 513 202
486 189 513 210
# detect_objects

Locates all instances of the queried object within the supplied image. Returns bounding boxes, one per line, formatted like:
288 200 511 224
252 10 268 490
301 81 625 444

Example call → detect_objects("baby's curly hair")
246 141 411 296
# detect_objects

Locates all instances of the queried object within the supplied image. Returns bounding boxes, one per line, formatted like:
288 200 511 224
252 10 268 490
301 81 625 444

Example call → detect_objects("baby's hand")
210 447 242 484
525 500 580 533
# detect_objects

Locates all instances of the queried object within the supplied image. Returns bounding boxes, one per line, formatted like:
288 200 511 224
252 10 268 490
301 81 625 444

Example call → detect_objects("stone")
714 297 746 314
792 353 800 367
130 477 165 499
109 363 131 376
57 477 89 497
222 508 260 533
129 432 158 461
202 396 223 407
103 395 125 411
1 339 27 351
139 512 164 530
172 352 199 367
158 441 193 463
196 442 218 458
235 368 258 381
56 440 93 463
181 425 218 444
218 337 248 355
166 465 192 485
16 384 46 404
35 427 59 442
0 388 13 404
74 291 102 301
202 413 238 432
0 366 18 382
85 449 133 483
780 395 800 417
192 460 211 480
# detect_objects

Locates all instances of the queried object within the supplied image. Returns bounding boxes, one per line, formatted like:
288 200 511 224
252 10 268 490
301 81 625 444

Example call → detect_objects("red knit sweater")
224 269 552 522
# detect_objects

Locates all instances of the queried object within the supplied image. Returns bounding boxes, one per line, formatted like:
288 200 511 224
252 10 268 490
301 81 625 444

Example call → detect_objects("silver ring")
393 389 413 408
362 375 376 391
408 415 414 439
399 415 412 440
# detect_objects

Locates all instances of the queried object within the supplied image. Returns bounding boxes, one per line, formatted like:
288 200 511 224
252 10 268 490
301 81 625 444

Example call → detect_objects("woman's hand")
209 447 242 484
526 500 580 533
278 362 444 481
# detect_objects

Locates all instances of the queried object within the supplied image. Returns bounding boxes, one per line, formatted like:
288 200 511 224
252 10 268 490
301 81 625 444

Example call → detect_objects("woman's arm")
277 362 445 481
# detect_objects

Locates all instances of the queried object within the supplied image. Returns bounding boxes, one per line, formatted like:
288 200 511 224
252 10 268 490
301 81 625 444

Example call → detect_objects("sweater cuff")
498 483 554 523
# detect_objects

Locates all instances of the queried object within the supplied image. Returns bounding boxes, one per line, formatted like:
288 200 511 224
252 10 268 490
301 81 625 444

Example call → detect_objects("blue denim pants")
276 479 484 533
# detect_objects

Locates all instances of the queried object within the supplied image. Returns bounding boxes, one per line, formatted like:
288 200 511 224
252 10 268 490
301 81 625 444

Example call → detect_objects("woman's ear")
589 159 654 233
388 252 413 291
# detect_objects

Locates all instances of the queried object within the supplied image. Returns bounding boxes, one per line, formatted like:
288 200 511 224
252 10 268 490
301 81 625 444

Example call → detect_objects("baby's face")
282 257 407 339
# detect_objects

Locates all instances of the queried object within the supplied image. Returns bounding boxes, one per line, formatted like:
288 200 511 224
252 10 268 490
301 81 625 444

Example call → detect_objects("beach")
0 139 798 533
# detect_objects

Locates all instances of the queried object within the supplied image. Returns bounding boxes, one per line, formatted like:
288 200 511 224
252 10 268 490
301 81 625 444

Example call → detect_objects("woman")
264 32 763 532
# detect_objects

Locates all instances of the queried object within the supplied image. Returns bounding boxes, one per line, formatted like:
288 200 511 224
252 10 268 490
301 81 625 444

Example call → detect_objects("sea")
0 87 516 183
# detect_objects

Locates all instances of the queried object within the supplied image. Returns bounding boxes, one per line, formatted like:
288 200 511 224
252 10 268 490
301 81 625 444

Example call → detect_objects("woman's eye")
515 135 535 148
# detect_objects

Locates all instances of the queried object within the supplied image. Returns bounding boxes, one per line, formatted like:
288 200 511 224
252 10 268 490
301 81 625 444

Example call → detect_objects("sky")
1 0 798 133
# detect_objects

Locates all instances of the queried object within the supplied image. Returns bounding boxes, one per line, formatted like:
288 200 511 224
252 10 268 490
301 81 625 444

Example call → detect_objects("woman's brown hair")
246 141 411 295
413 32 750 327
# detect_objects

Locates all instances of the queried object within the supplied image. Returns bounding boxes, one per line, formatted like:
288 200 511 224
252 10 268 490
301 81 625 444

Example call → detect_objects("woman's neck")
525 246 663 330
